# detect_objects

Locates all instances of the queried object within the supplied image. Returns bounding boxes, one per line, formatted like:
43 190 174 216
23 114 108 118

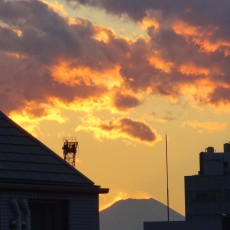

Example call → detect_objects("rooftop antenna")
62 137 78 167
165 134 170 221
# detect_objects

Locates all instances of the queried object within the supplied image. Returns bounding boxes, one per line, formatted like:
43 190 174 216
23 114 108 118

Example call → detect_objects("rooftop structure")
144 143 230 230
62 137 78 167
0 111 108 230
185 143 230 221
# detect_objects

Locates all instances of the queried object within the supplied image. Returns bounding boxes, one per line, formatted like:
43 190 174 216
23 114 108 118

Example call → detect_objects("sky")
0 0 230 216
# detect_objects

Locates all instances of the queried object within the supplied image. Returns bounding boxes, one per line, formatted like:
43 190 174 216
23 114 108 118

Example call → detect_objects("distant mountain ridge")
100 198 184 230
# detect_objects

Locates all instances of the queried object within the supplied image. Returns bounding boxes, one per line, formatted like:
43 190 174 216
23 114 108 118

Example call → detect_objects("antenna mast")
166 134 170 221
62 137 78 167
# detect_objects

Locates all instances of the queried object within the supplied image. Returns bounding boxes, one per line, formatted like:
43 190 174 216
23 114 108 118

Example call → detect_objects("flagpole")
166 134 170 221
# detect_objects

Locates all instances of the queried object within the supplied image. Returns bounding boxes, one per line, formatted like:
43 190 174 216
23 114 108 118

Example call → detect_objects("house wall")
0 190 99 230
69 194 99 230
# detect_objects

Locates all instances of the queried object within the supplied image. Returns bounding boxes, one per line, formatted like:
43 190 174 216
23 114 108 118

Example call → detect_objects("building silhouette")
0 111 108 230
144 143 230 230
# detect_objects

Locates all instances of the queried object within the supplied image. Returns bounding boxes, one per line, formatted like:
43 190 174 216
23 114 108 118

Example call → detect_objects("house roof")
0 111 108 194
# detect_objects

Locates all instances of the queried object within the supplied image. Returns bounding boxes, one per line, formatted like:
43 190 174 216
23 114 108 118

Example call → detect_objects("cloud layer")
0 0 230 144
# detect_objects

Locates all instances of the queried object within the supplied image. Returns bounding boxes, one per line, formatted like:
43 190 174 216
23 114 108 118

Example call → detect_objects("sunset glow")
178 63 210 76
51 60 122 89
1 0 230 216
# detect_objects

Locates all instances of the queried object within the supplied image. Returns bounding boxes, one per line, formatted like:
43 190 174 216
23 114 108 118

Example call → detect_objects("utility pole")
166 134 170 221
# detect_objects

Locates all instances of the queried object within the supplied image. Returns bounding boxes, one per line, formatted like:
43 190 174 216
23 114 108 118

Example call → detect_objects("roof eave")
0 182 109 194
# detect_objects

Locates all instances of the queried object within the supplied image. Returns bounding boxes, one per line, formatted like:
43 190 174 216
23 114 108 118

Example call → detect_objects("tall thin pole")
166 134 170 221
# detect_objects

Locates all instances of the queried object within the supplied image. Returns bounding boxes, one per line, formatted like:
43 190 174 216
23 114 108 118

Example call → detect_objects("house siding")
0 191 99 230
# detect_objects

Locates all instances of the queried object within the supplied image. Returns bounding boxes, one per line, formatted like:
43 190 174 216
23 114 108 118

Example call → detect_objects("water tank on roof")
206 146 215 153
224 143 230 153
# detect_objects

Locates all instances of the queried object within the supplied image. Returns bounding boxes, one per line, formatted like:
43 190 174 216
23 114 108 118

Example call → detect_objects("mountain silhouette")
100 198 184 230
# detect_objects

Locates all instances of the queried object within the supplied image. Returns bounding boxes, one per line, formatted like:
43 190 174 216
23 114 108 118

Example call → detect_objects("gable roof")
0 111 108 194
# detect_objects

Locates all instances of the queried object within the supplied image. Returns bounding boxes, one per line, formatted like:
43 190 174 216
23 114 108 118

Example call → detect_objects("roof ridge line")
0 111 94 185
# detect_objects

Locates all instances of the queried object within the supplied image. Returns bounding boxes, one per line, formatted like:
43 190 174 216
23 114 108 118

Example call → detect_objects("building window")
29 199 68 230
186 190 223 203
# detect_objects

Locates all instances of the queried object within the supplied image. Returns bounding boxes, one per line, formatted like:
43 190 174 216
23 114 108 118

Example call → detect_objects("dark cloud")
120 118 156 142
0 50 106 114
71 0 230 50
100 118 157 143
209 87 230 104
119 33 193 96
0 0 123 114
69 0 230 26
0 0 82 64
119 25 230 103
69 0 181 21
113 93 141 111
0 0 230 117
0 0 125 67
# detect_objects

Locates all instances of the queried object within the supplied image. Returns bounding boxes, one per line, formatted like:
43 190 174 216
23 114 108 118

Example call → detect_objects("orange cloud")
178 63 210 76
182 120 227 133
9 101 67 136
41 0 67 17
93 25 115 43
139 16 160 31
148 56 174 73
173 21 200 37
173 21 230 54
50 60 122 89
13 28 22 37
193 38 230 53
178 78 217 103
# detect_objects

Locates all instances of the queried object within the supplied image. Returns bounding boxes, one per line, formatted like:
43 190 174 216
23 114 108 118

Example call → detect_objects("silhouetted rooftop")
0 111 108 193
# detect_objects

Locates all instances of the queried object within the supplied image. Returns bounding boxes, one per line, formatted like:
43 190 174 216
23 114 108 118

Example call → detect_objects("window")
29 199 68 230
186 190 223 203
